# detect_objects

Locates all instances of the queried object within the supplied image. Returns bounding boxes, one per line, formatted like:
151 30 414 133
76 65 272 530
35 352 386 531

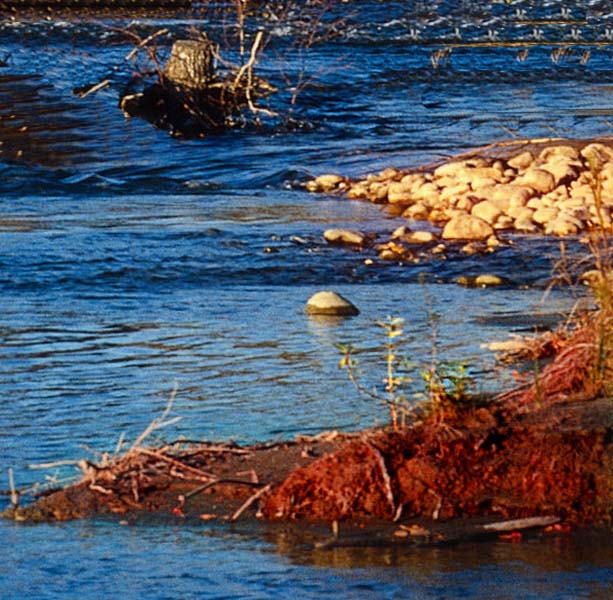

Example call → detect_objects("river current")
1 2 612 598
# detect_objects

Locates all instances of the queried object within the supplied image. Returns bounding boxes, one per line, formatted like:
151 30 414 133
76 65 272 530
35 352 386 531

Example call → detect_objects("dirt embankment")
261 399 612 527
3 365 611 531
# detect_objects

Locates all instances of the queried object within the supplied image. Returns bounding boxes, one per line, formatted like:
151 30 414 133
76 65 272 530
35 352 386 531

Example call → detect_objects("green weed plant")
336 315 473 431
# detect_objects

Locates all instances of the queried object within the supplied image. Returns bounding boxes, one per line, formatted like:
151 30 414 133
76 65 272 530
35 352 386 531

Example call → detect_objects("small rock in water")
461 241 487 255
305 291 360 316
456 274 505 287
391 225 411 239
474 274 505 287
306 174 346 193
323 228 367 246
405 230 436 244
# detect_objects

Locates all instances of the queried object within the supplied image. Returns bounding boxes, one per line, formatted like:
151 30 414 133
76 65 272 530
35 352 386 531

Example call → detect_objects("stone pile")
308 141 613 264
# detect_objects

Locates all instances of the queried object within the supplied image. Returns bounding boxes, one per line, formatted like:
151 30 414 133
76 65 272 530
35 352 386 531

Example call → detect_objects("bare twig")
77 79 111 99
28 459 83 470
233 29 264 87
124 28 169 62
134 448 216 482
363 442 396 515
229 483 272 522
130 382 181 451
8 468 18 508
114 431 126 456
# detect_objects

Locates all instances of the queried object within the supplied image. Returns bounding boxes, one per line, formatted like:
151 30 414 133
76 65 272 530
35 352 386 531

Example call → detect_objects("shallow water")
1 2 612 598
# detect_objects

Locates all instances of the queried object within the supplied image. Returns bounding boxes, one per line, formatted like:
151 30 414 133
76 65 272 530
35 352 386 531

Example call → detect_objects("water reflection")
0 74 94 167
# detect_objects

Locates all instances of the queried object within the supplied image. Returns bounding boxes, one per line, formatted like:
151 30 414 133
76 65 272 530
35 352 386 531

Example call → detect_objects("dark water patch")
0 73 96 167
0 231 569 293
473 311 572 333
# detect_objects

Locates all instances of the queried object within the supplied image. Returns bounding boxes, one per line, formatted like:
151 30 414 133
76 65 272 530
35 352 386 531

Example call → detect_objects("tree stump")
163 39 216 89
120 35 263 135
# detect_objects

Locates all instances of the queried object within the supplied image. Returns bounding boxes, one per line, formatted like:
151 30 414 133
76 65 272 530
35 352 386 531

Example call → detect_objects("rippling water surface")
1 2 612 598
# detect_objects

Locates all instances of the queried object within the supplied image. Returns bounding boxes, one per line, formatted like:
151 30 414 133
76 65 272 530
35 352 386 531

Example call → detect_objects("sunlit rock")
379 167 402 181
440 182 471 205
581 143 613 166
429 205 452 222
526 197 543 210
376 241 411 260
442 213 494 240
412 182 439 204
323 228 367 246
403 202 430 221
507 151 533 170
454 194 477 213
306 174 346 193
532 206 559 225
507 206 534 222
305 291 359 316
390 225 411 239
544 217 580 236
346 183 369 199
541 160 578 187
517 168 556 194
367 181 390 203
471 200 502 225
486 234 502 248
475 274 505 286
494 215 514 230
387 181 414 204
514 216 539 233
492 184 533 210
404 230 436 244
433 160 468 179
539 145 580 162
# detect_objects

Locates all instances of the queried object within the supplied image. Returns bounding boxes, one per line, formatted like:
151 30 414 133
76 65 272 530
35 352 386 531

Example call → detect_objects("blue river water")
0 2 612 598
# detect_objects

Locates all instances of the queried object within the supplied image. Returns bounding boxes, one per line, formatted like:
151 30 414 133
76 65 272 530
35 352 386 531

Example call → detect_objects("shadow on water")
0 74 95 168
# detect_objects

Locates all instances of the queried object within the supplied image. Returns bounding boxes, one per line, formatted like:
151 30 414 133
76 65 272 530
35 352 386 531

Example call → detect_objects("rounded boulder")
305 291 360 316
441 213 494 241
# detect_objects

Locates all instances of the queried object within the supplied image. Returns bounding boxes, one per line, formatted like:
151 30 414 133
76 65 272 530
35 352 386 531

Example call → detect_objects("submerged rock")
305 291 359 316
